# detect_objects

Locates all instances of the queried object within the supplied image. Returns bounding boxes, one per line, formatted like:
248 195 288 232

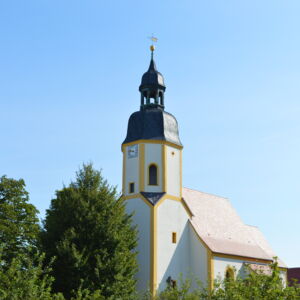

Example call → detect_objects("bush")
152 261 300 300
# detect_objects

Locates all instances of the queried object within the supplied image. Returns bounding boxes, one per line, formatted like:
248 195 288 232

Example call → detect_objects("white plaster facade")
125 197 151 292
124 145 139 196
189 226 208 289
156 199 190 291
213 256 287 285
123 141 286 292
123 139 287 293
165 145 181 198
213 256 247 280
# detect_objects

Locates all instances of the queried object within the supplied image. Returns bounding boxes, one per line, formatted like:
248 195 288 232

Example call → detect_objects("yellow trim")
125 192 192 223
148 163 159 186
162 144 167 192
211 253 214 290
122 139 183 151
152 205 157 295
213 253 272 264
128 182 135 194
207 250 214 291
122 149 126 194
138 193 157 296
155 195 181 210
139 144 145 191
123 193 153 208
122 193 140 200
150 206 154 294
180 150 182 198
157 194 181 204
181 197 193 218
125 193 181 204
150 194 193 220
189 221 210 251
166 194 181 201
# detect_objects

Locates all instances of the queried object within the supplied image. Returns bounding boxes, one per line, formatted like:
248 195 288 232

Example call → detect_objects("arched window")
149 164 158 185
225 266 235 281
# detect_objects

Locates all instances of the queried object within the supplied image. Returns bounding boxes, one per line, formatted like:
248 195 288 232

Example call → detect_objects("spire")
148 56 157 72
139 41 166 111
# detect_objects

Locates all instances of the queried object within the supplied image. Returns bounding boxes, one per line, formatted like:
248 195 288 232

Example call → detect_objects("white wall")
214 256 287 286
157 199 190 291
125 198 151 292
144 143 162 193
189 226 208 289
166 145 181 197
213 256 247 281
124 145 139 195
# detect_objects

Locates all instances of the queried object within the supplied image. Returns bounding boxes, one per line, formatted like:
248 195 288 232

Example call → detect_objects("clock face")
128 144 138 158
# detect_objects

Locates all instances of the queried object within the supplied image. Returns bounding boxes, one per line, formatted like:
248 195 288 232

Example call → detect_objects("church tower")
122 45 288 296
122 46 192 295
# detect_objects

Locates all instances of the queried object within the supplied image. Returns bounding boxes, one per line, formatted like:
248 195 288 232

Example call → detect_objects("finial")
150 44 155 52
148 35 158 58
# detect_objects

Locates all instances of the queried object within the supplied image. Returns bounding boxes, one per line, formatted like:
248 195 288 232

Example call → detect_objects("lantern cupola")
139 46 166 110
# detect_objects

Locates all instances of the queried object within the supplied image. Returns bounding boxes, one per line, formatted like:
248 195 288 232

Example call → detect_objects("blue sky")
1 1 299 267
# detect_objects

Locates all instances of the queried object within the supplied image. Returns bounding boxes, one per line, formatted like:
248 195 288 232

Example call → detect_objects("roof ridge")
245 224 259 228
183 186 229 200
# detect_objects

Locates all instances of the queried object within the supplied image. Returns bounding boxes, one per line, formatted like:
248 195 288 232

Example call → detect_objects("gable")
182 187 286 267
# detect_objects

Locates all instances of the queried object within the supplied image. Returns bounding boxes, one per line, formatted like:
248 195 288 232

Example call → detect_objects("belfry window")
149 164 158 185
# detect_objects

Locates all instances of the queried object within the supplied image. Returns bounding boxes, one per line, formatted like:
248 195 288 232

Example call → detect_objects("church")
122 46 287 295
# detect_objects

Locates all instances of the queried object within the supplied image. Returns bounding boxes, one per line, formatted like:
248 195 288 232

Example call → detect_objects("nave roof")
182 187 286 268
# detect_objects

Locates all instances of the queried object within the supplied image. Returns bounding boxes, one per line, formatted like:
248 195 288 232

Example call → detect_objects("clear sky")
1 1 300 267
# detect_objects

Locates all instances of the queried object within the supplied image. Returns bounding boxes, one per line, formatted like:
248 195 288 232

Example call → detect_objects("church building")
122 46 287 295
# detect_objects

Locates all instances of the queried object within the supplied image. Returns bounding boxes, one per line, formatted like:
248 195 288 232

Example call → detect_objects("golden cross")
149 35 158 44
148 35 158 52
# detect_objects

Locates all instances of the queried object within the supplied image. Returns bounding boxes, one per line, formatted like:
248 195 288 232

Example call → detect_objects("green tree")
0 175 40 265
0 248 64 300
41 164 138 299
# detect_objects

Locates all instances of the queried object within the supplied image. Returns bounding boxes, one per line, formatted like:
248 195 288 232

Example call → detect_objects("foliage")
41 163 138 299
0 248 64 300
70 286 104 300
152 261 300 300
0 175 40 265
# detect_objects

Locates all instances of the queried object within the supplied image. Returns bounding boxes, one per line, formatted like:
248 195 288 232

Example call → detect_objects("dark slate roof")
139 58 165 91
141 192 165 205
122 108 182 147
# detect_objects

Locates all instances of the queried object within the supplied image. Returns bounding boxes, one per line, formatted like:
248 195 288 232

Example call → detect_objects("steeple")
122 44 184 295
139 46 166 110
122 45 182 147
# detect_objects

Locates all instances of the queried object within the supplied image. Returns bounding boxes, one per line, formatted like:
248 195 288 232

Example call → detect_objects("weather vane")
148 35 158 53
